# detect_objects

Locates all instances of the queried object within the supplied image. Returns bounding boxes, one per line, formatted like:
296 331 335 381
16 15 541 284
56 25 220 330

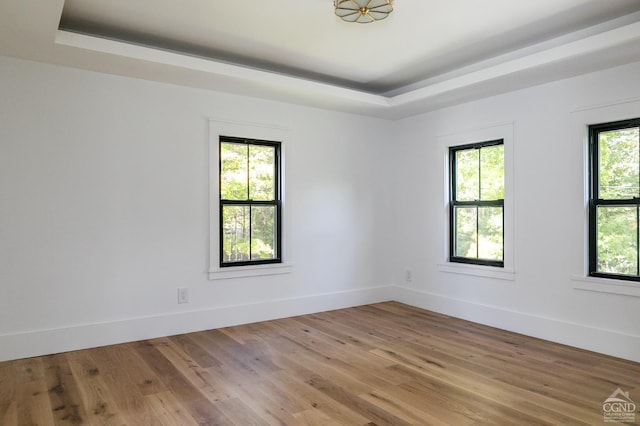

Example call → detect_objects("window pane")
456 149 479 201
251 206 276 260
220 142 248 200
222 205 250 262
249 145 276 201
480 144 504 200
478 207 503 261
598 127 640 199
596 206 637 275
455 206 477 258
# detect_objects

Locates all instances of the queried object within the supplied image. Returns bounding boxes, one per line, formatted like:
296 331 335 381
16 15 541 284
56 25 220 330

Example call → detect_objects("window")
219 136 281 267
449 140 504 267
589 118 640 282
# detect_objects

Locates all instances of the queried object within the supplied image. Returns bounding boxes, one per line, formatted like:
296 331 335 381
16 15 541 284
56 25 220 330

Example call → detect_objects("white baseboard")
0 285 394 362
3 284 638 364
395 285 640 363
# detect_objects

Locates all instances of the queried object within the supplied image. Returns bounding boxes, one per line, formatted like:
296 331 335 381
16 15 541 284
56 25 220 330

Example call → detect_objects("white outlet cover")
177 288 189 304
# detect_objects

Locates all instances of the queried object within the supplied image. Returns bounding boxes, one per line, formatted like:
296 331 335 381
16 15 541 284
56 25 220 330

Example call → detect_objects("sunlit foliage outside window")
219 137 281 267
590 119 640 280
450 141 504 266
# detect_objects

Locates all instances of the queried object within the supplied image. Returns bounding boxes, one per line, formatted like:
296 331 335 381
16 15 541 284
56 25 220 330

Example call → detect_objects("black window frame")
219 136 282 268
588 118 640 282
449 139 505 267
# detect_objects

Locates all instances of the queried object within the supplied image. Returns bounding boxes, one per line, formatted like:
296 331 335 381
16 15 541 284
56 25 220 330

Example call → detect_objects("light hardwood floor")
1 302 639 425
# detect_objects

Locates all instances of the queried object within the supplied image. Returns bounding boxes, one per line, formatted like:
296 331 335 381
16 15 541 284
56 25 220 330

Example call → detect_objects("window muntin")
219 136 281 267
450 141 504 266
589 119 640 281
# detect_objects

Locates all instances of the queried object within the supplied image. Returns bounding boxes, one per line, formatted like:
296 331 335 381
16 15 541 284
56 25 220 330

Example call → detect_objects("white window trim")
437 122 515 281
208 119 292 280
571 97 640 296
571 275 640 298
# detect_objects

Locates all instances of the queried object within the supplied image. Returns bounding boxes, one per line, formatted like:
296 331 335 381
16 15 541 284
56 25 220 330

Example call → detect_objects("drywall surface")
0 56 394 360
391 60 640 362
1 54 639 362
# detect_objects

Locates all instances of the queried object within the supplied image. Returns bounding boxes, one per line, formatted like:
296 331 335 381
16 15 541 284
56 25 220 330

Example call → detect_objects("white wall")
391 61 640 362
0 56 394 361
1 54 639 363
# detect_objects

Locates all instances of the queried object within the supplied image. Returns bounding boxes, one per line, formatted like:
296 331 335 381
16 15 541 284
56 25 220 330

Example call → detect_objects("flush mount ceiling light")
334 0 394 24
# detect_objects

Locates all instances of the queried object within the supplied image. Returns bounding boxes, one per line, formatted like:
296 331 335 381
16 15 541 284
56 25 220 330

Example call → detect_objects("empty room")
1 0 640 424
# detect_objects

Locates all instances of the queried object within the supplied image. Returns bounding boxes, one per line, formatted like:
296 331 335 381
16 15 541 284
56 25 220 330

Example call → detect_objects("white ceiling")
2 0 640 119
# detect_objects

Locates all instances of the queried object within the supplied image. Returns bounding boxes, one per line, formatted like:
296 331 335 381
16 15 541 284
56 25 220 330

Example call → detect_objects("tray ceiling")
1 0 640 118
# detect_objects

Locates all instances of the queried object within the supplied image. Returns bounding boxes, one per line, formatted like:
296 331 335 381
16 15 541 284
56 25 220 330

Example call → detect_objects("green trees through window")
450 141 504 266
590 119 640 280
219 137 281 267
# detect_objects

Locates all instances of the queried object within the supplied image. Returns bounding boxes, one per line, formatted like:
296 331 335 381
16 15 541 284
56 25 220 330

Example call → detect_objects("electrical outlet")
405 270 412 282
177 287 189 304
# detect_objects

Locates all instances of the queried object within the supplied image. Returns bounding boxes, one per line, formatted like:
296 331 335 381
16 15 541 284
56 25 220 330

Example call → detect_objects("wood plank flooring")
1 302 639 425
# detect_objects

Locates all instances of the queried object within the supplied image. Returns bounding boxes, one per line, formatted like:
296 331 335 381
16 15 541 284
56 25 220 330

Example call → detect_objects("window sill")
437 262 515 281
571 275 640 298
208 263 293 281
